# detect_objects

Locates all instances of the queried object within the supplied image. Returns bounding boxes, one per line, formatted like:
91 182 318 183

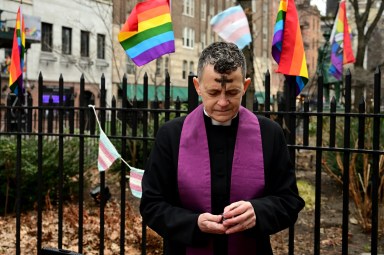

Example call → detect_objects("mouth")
213 110 232 116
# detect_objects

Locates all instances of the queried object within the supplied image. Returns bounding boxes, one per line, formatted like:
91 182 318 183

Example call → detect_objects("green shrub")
322 117 384 233
0 135 97 215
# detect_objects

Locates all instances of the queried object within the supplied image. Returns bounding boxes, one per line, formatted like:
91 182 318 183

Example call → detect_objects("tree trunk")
238 1 255 110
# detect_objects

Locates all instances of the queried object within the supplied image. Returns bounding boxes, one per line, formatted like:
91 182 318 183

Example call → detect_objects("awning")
124 84 273 104
255 91 274 104
125 84 189 101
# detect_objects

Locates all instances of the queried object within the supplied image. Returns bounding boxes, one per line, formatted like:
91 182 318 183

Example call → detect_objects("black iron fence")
0 69 383 255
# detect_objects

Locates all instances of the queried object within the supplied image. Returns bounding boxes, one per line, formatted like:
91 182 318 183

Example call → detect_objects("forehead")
200 65 243 86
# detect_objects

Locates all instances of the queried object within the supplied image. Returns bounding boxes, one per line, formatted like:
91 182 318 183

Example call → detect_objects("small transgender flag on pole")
129 167 145 199
89 105 144 198
98 129 121 171
210 5 251 50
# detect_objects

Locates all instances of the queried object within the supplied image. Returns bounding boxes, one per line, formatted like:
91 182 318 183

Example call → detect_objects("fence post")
303 98 309 146
342 69 351 255
142 73 148 255
164 71 170 121
188 72 198 113
78 74 85 254
314 71 324 255
58 74 64 249
6 93 12 132
371 67 381 255
16 88 22 255
285 76 297 255
329 97 336 148
121 74 128 255
99 74 106 255
264 70 271 117
27 94 32 132
37 72 43 255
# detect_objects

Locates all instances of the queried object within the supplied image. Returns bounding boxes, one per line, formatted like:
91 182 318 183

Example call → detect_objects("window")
217 1 222 13
182 60 187 79
62 27 72 55
183 0 195 16
210 31 215 44
189 61 194 75
164 57 169 74
209 0 214 15
97 34 105 59
127 57 135 74
201 32 206 50
182 27 195 48
201 1 206 20
156 57 163 76
80 30 90 57
41 22 53 52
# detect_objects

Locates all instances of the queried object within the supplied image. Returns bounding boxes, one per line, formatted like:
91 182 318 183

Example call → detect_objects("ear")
243 78 251 95
193 77 201 96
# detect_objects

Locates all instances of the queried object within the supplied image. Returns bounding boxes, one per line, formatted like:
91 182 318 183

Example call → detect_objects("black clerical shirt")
204 114 239 255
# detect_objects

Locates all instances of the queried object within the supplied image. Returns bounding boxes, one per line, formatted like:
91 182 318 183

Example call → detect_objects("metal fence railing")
0 69 383 255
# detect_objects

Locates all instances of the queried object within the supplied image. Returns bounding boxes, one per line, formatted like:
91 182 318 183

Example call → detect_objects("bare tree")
348 0 384 109
350 0 384 68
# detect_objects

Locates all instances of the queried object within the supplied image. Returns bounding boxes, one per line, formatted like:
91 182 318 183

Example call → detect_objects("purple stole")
178 104 265 255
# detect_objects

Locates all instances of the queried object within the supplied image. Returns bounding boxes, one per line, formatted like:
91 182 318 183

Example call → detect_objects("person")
140 41 305 255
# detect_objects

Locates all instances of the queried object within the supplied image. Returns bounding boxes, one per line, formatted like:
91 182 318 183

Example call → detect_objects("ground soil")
0 150 383 254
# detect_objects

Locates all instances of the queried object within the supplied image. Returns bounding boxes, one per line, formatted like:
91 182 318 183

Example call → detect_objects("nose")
217 93 229 106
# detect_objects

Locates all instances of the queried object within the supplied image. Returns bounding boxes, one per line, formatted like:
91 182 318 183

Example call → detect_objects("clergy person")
140 42 305 255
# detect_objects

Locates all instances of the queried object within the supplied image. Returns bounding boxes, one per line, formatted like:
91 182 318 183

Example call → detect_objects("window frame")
62 26 72 55
183 0 195 17
182 60 188 79
97 33 105 59
80 30 90 58
41 22 53 52
182 27 195 49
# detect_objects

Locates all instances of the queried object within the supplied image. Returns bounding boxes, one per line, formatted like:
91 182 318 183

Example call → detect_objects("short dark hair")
197 42 247 79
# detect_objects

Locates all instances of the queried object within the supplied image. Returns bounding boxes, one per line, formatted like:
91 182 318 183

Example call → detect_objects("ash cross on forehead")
215 75 233 88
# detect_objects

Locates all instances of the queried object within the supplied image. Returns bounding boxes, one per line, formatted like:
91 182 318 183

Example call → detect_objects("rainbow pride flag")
272 0 308 95
329 0 355 81
9 7 25 96
210 5 251 50
118 0 175 66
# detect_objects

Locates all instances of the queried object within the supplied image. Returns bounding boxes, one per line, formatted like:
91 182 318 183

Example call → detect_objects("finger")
222 208 250 226
198 213 227 234
223 201 249 219
205 213 224 223
223 201 243 214
225 222 247 234
225 215 255 234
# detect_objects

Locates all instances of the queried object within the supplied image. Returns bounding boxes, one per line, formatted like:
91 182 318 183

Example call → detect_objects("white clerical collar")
203 108 237 126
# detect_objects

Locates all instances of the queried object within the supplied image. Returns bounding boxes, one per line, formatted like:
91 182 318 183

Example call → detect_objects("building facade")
0 0 113 107
1 0 323 109
112 0 322 104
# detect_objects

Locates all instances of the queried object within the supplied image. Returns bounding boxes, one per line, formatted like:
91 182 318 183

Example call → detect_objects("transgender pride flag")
129 167 145 198
89 105 145 198
98 129 121 171
210 5 251 50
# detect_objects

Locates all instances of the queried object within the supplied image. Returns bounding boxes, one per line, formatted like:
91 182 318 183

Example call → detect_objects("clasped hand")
197 201 256 235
